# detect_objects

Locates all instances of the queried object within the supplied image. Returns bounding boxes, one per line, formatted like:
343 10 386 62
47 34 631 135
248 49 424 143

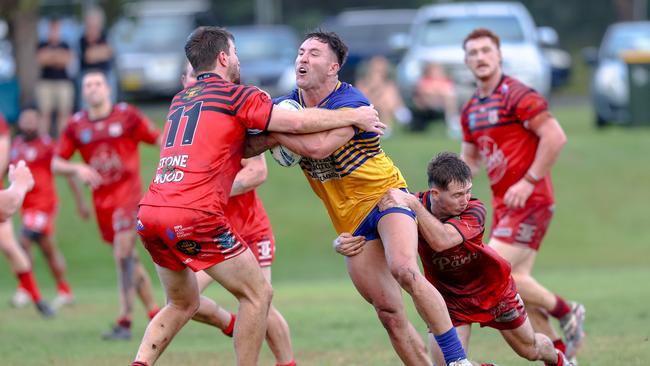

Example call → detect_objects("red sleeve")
460 110 473 143
57 123 77 160
446 200 486 243
130 106 160 144
513 89 548 125
0 114 8 136
234 86 273 132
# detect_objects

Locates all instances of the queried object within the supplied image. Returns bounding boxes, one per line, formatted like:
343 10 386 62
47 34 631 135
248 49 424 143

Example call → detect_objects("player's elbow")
303 140 335 160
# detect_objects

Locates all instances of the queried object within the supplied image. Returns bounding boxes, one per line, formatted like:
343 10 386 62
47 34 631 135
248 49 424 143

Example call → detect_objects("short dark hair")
81 68 108 82
185 26 234 73
463 28 501 50
427 152 472 190
303 30 348 66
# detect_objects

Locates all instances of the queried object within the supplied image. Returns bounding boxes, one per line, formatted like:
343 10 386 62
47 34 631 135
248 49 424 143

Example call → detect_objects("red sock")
276 361 296 366
222 313 236 337
131 362 149 366
553 338 566 354
544 351 564 366
16 271 42 303
147 306 160 320
118 317 132 329
549 295 571 319
57 281 72 295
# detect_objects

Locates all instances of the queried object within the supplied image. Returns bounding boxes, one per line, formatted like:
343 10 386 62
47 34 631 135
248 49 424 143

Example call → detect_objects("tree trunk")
11 5 39 106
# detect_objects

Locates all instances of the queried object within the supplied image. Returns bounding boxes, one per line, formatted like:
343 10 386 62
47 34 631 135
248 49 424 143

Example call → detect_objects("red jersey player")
9 106 89 309
459 28 584 361
335 152 574 366
181 62 296 366
131 26 383 366
0 112 55 317
53 70 161 340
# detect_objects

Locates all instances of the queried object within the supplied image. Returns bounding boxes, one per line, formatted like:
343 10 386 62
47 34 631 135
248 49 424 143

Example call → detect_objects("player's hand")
75 164 102 189
76 202 91 221
504 179 535 209
351 105 386 135
378 188 412 212
333 232 367 257
8 161 35 193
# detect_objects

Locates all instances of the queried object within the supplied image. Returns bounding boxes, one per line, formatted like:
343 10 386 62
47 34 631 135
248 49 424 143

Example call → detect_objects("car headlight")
595 62 628 105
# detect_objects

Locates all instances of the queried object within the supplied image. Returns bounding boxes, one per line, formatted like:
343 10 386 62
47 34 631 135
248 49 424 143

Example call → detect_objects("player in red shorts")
335 153 573 365
9 106 90 309
181 62 296 366
0 112 55 317
459 28 584 361
53 70 161 340
131 26 383 366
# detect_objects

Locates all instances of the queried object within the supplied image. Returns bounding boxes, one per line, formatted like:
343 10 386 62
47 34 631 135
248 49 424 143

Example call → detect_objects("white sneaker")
561 302 586 359
52 293 74 309
448 359 472 366
10 288 31 308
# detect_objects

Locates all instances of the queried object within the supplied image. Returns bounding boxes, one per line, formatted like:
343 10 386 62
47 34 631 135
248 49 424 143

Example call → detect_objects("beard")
227 64 241 84
21 129 39 141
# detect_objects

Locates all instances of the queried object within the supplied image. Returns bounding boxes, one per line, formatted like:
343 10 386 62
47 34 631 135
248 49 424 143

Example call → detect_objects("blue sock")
434 327 466 365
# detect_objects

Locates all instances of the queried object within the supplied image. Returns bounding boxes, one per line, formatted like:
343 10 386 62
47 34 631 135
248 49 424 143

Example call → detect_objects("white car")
396 1 552 106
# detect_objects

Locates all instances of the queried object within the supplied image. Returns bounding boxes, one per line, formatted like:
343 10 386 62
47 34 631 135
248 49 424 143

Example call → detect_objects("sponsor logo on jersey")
477 135 508 185
431 249 481 272
182 83 206 101
80 129 92 144
154 154 188 184
176 240 201 255
488 109 499 124
108 123 123 137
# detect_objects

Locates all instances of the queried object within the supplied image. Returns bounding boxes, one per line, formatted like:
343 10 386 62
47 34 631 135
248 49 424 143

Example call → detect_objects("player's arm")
0 134 9 179
460 142 481 177
271 127 355 160
527 113 567 182
268 105 385 135
65 176 91 220
243 134 279 158
0 161 34 221
51 157 102 189
378 189 462 252
230 154 267 197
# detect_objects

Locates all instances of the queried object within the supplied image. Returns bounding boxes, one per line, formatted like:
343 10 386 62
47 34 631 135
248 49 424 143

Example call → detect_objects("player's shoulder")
70 110 89 125
328 82 369 109
462 198 487 224
502 75 539 96
466 197 486 211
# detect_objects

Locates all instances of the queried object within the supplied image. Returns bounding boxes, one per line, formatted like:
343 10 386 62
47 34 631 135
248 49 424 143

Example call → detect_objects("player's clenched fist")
349 105 386 135
8 160 35 193
333 232 367 257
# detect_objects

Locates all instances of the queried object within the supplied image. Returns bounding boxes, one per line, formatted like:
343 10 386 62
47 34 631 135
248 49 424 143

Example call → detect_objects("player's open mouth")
298 66 308 75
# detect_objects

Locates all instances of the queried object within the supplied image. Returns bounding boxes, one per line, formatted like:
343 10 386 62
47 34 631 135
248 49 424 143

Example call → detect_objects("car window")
113 16 192 53
602 27 650 59
415 16 525 47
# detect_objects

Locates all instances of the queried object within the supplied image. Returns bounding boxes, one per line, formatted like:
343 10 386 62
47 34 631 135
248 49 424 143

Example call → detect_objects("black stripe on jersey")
469 202 487 218
465 208 486 226
232 87 257 114
468 120 519 132
446 222 466 243
202 105 235 116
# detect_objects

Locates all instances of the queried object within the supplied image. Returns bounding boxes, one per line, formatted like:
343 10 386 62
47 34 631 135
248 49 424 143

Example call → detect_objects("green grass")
1 101 650 365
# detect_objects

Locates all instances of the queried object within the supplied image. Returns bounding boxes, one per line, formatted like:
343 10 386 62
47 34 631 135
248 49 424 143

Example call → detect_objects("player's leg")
0 220 54 316
346 238 431 366
37 233 74 307
203 249 272 366
132 265 200 365
260 266 295 366
500 317 569 364
191 270 235 336
11 230 35 308
377 212 467 365
430 325 471 366
109 229 139 339
132 251 160 319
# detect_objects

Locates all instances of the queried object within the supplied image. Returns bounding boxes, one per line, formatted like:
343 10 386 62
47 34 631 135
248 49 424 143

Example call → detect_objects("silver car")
396 1 552 106
584 21 650 127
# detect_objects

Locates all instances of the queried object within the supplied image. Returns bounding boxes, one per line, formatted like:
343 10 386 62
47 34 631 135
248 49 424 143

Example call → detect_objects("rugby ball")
270 99 303 167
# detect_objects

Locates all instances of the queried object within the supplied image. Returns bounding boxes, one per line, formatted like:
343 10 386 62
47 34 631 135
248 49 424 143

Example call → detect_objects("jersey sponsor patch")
176 240 201 255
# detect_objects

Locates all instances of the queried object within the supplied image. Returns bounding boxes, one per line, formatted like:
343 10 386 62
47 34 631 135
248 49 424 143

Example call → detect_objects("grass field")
1 101 649 365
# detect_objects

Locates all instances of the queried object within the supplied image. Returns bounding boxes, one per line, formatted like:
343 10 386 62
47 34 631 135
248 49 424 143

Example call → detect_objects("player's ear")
329 62 340 76
217 51 228 67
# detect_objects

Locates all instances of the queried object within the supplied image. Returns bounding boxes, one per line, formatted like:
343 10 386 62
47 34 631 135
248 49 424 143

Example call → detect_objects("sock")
553 338 566 354
118 317 132 329
433 327 467 365
222 313 236 337
276 361 296 366
16 271 42 303
57 281 72 295
147 306 160 320
131 362 149 366
549 295 571 319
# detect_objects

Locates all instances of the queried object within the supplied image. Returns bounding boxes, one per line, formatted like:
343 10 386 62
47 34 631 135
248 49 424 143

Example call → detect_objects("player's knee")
390 264 420 291
375 306 407 334
169 296 200 317
512 339 540 361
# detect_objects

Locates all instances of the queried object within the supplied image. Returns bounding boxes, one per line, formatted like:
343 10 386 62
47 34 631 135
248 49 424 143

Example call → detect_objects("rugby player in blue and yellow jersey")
270 31 471 366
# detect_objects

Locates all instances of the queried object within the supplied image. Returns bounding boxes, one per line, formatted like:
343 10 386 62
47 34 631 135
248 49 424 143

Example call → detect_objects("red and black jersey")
140 73 273 215
461 75 554 205
10 135 57 212
57 103 160 210
415 192 513 311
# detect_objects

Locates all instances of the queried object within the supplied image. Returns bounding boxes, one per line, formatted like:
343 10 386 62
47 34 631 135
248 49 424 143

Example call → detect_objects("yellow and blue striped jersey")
274 82 407 233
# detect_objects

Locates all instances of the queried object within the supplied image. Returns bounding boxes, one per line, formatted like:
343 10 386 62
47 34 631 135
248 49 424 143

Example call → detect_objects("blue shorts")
353 204 416 241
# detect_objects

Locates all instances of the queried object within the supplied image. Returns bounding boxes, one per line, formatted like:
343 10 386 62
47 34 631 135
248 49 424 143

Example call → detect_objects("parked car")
583 21 650 127
229 25 298 98
110 0 215 98
0 19 19 122
320 8 417 83
396 2 552 107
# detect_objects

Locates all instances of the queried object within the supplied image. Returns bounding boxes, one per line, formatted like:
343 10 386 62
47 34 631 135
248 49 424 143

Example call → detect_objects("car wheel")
595 113 609 128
